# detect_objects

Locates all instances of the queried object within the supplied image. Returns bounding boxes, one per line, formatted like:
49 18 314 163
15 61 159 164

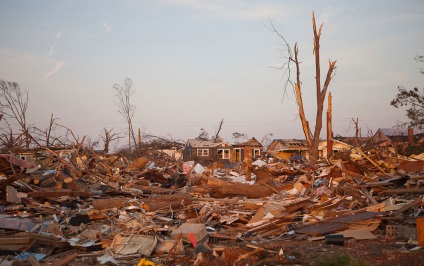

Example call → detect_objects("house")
232 137 263 162
183 139 232 163
267 139 308 161
318 139 352 158
372 128 422 147
335 136 369 147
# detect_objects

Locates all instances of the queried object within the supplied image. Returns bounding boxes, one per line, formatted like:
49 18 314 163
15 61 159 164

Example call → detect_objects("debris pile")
0 145 424 265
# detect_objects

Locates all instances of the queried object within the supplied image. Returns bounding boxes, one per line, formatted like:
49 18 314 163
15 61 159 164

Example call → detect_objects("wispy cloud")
161 0 285 20
101 20 111 34
45 61 65 78
48 31 62 56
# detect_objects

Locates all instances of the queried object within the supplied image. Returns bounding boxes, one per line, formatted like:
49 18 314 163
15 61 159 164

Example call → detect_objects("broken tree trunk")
142 193 193 212
291 12 337 165
327 92 333 158
207 176 276 198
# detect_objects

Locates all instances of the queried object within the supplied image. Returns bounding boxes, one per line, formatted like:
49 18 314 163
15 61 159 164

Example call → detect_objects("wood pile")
0 146 424 265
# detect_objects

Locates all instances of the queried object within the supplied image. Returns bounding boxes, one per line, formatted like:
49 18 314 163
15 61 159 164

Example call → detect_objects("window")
253 149 261 158
217 149 230 159
197 149 209 156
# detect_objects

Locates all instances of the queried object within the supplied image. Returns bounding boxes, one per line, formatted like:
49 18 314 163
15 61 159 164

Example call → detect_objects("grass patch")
313 251 367 266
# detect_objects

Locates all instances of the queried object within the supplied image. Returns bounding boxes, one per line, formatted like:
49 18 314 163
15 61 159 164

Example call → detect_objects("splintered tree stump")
207 176 275 198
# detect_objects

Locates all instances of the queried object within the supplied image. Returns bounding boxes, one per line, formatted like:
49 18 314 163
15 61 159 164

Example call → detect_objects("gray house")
183 139 232 163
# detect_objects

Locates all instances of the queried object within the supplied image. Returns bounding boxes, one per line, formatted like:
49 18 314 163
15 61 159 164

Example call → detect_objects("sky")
1 0 423 148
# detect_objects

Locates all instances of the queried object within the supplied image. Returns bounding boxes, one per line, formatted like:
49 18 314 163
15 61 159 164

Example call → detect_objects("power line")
6 116 402 129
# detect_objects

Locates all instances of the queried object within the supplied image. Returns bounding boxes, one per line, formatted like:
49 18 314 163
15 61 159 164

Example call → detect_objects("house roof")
379 128 407 136
233 137 263 147
336 137 369 145
186 139 230 148
269 139 308 150
378 128 424 136
319 139 353 149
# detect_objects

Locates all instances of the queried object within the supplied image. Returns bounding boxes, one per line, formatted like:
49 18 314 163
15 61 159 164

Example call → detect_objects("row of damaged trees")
0 79 183 156
0 82 120 153
0 80 113 151
0 79 126 153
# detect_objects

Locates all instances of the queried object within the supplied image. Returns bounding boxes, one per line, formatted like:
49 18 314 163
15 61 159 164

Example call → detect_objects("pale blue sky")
1 0 423 147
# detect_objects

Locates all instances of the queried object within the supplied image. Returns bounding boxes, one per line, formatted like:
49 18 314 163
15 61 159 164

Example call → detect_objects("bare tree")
195 128 210 141
113 77 137 152
85 136 100 149
31 113 65 147
0 80 31 149
232 132 249 144
270 12 337 164
101 128 122 153
260 133 274 150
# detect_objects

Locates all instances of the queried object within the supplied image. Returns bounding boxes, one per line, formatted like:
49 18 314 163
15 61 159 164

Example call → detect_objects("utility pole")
352 118 359 147
138 128 141 149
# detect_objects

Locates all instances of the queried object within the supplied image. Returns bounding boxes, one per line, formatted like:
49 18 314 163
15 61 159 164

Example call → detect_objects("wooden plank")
0 215 43 231
42 250 77 262
353 176 378 205
0 173 25 189
340 169 376 183
0 236 30 245
380 188 424 194
51 253 78 266
296 222 348 236
28 191 92 198
393 196 423 216
354 148 386 174
92 198 127 210
28 256 41 266
296 212 380 236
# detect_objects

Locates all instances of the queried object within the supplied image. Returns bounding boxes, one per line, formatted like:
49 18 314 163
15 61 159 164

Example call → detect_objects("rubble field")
1 145 424 265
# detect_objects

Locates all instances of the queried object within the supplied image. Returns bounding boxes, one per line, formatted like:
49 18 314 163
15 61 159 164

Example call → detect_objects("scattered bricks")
386 225 417 240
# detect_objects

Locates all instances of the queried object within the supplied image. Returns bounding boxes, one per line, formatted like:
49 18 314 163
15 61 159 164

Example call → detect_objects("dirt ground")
162 238 424 266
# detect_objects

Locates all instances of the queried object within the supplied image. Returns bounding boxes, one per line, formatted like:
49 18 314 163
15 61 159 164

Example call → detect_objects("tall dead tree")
113 77 137 152
0 80 31 149
270 12 337 164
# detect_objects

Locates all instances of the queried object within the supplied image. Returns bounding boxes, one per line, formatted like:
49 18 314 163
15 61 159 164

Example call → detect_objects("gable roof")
269 139 308 151
233 137 263 147
186 139 230 148
379 128 407 136
319 139 353 149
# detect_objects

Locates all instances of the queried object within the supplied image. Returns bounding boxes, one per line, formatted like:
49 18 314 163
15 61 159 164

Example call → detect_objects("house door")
234 148 242 162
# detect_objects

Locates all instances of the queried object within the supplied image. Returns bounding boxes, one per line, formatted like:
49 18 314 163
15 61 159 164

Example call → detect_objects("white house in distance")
318 139 352 158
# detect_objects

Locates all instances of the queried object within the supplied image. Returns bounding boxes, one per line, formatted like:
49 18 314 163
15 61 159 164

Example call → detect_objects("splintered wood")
0 144 424 265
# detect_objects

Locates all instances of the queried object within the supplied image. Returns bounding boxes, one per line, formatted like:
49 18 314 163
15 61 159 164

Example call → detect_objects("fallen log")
142 193 193 212
28 191 92 198
380 188 424 194
207 176 275 198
